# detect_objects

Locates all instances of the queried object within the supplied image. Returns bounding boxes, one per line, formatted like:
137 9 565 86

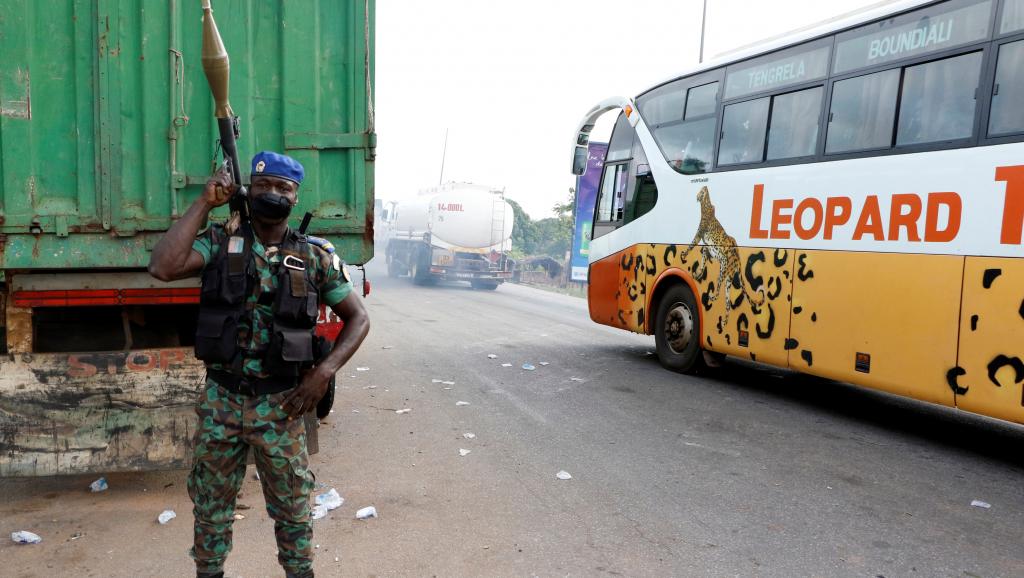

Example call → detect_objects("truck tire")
471 280 499 290
411 251 434 285
653 283 706 373
387 256 402 278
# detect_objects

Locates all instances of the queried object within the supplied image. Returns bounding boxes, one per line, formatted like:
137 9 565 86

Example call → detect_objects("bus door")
587 111 661 332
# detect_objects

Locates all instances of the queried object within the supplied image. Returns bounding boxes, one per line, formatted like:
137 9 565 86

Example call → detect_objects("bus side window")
989 40 1024 137
718 97 770 165
624 134 657 224
896 51 982 146
643 80 718 175
826 69 900 154
767 86 823 160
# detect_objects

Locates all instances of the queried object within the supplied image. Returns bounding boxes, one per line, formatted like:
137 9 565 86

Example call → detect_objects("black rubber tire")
386 254 401 278
411 251 435 285
654 283 705 374
471 280 499 290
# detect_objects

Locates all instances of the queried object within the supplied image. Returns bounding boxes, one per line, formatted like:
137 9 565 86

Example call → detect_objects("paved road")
3 259 1023 577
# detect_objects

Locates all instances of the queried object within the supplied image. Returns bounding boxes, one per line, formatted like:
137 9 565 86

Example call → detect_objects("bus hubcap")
665 302 693 354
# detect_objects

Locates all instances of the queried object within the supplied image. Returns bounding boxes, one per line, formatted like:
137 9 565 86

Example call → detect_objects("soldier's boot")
285 571 313 578
196 571 224 578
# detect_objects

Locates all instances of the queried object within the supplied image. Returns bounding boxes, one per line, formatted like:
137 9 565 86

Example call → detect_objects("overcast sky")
375 0 891 219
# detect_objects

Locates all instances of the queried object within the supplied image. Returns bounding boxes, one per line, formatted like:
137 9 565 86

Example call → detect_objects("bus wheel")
654 284 705 373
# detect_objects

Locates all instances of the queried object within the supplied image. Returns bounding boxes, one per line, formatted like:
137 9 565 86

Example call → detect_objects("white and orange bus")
571 0 1023 424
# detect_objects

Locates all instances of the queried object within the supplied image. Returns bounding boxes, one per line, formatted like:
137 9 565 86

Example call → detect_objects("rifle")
200 0 248 218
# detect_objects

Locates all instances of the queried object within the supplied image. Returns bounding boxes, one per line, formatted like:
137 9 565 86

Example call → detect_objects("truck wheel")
411 255 434 285
471 280 499 290
654 284 706 373
387 257 402 278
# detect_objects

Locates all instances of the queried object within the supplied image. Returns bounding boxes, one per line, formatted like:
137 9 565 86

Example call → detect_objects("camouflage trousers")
188 381 315 576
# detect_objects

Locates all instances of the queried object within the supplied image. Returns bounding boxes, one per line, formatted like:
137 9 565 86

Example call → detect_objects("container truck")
0 0 375 477
382 183 514 289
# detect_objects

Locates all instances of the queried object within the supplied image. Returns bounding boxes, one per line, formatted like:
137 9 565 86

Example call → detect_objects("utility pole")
699 0 708 64
438 128 449 185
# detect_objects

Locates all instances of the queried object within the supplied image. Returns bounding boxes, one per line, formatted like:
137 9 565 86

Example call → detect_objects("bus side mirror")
572 146 588 176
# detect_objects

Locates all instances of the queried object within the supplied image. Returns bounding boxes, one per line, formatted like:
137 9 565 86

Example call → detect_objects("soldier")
149 151 370 578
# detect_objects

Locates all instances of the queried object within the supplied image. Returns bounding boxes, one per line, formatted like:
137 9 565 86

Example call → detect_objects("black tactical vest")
194 223 320 379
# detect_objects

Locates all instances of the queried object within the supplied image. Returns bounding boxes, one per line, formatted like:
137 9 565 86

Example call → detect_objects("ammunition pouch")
263 236 319 377
194 225 254 364
195 307 243 364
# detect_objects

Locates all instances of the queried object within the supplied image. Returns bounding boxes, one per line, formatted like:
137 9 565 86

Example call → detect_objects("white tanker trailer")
382 183 515 289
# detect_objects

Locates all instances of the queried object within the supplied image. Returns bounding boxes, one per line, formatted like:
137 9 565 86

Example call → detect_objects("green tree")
506 198 538 258
550 188 575 259
507 190 576 260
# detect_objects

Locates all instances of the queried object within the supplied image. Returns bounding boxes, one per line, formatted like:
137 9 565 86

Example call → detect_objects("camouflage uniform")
188 223 352 577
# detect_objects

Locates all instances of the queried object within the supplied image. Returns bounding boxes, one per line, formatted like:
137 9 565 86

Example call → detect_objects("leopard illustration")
680 186 766 326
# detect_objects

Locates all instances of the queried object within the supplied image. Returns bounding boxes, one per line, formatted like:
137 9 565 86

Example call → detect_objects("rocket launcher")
200 0 247 215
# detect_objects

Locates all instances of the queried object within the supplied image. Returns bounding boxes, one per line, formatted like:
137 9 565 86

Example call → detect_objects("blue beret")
251 151 304 184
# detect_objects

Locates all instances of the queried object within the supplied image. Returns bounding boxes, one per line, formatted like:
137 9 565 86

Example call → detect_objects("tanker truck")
383 183 514 290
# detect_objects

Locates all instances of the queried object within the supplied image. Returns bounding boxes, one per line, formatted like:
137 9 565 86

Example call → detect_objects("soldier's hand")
202 163 236 208
280 367 332 418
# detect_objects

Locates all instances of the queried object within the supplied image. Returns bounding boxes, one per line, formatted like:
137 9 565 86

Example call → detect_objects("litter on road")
971 500 992 509
456 401 470 406
556 471 573 480
12 531 42 544
539 362 550 366
487 354 497 359
316 489 345 512
463 433 476 439
442 380 455 385
501 363 512 367
312 505 328 520
89 477 108 492
459 449 471 457
432 379 443 383
158 510 177 525
356 367 370 372
522 364 536 371
233 514 245 520
356 506 378 520
382 345 394 349
570 377 584 382
395 408 412 415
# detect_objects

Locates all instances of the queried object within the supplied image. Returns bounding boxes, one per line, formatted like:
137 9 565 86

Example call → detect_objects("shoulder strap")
281 228 310 297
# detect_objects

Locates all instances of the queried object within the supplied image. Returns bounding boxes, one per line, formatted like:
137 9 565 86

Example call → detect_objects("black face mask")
250 192 293 221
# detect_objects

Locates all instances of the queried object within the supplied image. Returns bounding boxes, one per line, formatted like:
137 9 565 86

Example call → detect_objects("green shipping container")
0 0 376 269
0 0 375 477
